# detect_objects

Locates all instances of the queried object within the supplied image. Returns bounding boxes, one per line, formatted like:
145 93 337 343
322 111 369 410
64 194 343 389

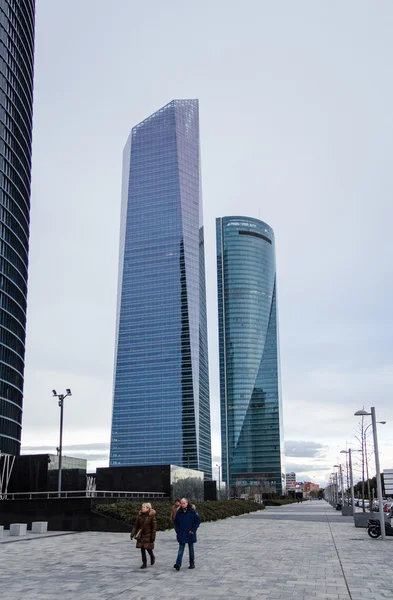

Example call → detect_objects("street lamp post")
52 388 72 497
340 448 361 523
328 473 337 505
355 408 386 540
334 464 344 504
216 463 221 499
333 474 338 505
331 473 338 505
362 421 385 510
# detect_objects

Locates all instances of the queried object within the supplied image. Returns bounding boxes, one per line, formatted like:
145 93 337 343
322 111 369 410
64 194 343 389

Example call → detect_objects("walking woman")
130 502 156 568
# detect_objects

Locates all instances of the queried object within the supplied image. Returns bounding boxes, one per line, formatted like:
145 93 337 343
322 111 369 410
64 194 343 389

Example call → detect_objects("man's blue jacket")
174 504 201 543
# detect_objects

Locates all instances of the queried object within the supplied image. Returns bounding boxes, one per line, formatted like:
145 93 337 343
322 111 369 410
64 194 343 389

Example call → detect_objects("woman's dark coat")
174 504 200 544
131 509 156 549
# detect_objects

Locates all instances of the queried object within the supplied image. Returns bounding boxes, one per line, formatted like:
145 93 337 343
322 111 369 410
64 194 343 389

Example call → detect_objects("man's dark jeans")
176 542 194 566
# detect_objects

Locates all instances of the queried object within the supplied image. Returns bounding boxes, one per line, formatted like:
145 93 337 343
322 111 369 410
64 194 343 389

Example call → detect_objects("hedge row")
264 499 295 506
263 498 308 506
95 499 263 531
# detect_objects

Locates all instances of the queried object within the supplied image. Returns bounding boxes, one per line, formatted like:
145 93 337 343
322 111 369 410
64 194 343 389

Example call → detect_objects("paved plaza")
1 501 393 600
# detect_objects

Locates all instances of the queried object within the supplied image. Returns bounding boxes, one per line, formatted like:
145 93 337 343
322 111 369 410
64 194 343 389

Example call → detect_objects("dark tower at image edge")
0 0 36 455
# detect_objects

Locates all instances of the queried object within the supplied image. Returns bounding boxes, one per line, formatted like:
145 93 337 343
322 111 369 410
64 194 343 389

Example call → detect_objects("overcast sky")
21 0 393 486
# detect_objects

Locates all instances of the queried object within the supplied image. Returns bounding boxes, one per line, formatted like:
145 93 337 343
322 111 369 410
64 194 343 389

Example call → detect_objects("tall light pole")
355 408 386 540
52 389 72 497
333 472 338 506
340 448 361 524
216 463 221 499
363 421 385 509
330 473 338 505
334 464 344 503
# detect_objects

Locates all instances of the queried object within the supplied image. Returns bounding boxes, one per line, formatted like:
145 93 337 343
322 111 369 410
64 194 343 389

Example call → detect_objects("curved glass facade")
0 1 35 455
110 100 212 478
217 216 285 494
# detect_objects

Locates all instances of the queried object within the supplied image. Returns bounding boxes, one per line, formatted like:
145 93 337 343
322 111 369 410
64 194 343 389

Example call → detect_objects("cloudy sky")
21 1 393 486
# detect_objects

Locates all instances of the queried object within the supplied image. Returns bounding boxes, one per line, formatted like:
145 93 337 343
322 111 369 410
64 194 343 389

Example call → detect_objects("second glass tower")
217 216 285 495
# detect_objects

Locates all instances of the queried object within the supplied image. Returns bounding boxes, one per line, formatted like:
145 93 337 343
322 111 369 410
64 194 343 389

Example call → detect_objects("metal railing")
0 490 169 501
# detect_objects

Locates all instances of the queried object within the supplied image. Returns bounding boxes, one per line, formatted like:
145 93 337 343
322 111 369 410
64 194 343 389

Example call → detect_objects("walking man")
173 497 200 570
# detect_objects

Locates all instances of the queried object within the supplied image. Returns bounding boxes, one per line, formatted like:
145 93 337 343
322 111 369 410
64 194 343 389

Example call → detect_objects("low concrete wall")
0 498 133 532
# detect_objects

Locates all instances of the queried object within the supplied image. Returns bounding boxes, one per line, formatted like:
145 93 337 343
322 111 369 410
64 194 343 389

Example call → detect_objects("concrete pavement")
1 500 392 600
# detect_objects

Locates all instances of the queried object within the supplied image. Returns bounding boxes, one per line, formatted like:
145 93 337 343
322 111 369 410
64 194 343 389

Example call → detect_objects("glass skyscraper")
0 1 35 455
217 216 285 494
110 100 212 479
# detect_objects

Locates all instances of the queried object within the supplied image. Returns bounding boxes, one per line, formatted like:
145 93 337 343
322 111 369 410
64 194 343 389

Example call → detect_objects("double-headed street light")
52 388 72 497
355 408 386 540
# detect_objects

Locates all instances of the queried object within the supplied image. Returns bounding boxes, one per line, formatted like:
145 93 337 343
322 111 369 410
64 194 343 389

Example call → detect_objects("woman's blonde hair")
142 502 152 510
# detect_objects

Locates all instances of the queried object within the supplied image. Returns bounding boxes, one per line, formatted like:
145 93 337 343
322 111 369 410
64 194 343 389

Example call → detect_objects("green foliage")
95 499 263 530
264 498 296 506
353 476 381 499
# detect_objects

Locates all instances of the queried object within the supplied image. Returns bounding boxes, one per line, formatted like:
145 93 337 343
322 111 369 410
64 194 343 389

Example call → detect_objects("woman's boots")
140 548 154 567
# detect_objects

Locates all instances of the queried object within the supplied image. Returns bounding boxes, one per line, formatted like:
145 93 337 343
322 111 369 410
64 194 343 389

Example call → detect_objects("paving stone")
1 502 393 599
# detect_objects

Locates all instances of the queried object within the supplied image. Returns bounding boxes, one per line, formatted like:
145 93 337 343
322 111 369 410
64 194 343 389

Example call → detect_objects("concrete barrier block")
354 512 378 528
32 521 48 533
0 525 4 538
342 505 353 516
10 523 27 536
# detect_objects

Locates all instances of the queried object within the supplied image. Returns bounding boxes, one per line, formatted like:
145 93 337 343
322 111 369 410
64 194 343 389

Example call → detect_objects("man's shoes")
140 564 147 569
151 556 155 565
188 564 195 569
173 563 180 570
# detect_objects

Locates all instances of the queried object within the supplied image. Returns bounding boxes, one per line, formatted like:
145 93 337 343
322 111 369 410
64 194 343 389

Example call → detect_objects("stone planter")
341 505 353 516
354 512 379 528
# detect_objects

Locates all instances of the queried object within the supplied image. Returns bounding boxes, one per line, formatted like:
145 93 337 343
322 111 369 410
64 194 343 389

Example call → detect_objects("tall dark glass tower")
217 216 285 494
0 1 35 455
110 100 212 478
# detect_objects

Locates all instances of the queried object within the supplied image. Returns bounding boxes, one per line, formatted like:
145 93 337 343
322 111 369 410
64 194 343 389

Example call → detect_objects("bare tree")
364 423 374 507
353 415 366 512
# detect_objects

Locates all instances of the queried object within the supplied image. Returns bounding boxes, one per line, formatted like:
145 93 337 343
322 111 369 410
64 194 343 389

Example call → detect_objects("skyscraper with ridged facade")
0 1 35 456
217 216 285 494
110 100 212 478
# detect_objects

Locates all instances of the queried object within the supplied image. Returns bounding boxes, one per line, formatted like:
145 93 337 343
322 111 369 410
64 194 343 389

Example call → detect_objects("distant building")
217 216 285 494
7 454 87 494
302 482 320 495
286 472 296 486
383 469 393 495
96 464 206 501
